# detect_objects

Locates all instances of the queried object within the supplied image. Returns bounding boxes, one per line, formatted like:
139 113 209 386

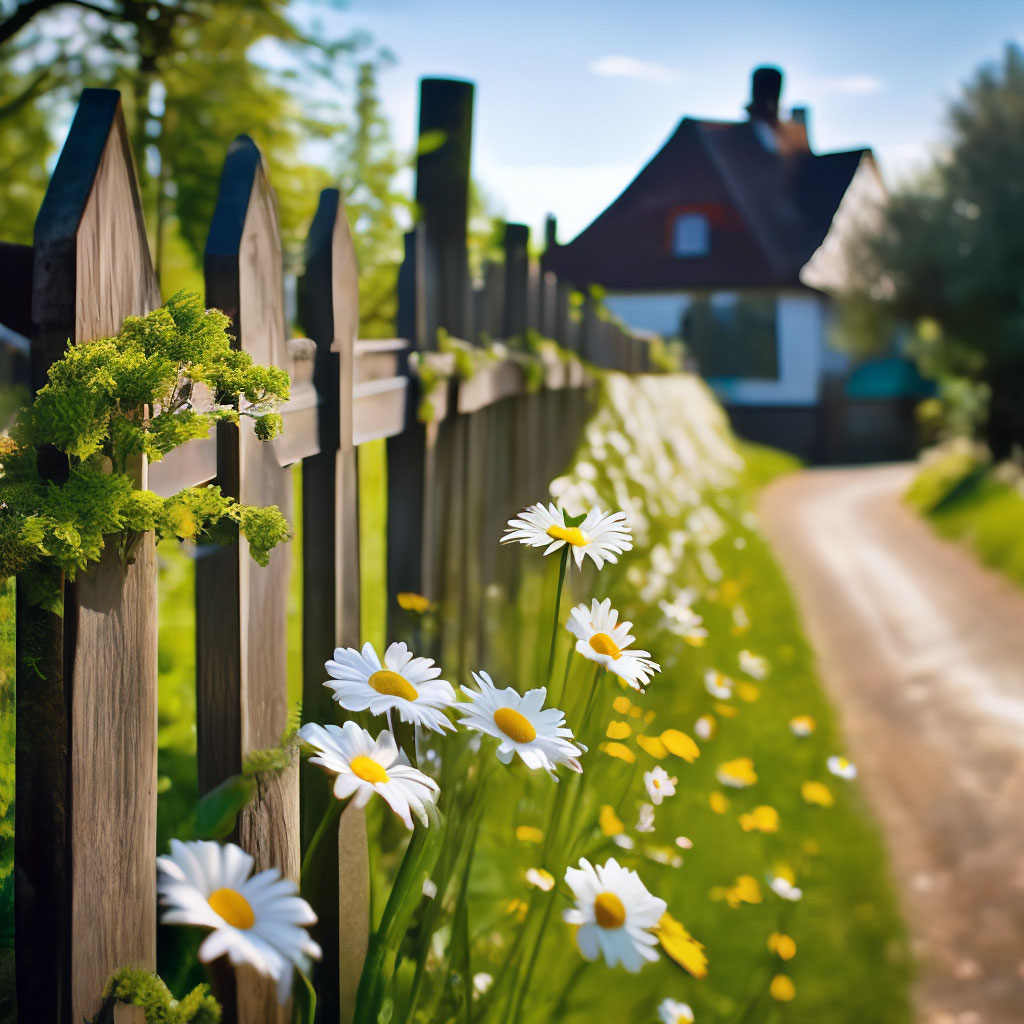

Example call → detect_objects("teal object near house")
845 358 935 400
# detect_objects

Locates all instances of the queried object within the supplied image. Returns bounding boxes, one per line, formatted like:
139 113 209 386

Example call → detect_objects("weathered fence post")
17 87 161 1024
197 135 299 1022
299 188 368 1024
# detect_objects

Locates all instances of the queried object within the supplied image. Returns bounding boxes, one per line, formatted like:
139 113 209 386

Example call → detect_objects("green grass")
906 447 1024 588
0 377 911 1022
454 381 910 1024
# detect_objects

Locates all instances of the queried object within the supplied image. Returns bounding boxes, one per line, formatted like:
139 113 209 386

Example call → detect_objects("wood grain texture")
23 88 161 1024
199 136 297 1024
113 1004 147 1024
299 187 366 1024
70 537 158 1022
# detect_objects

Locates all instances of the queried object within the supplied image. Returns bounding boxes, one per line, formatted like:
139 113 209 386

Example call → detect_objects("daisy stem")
545 546 570 684
552 642 574 711
300 796 344 882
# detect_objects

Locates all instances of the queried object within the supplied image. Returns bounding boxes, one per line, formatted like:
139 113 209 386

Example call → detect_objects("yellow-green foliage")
371 375 909 1024
908 449 1024 587
0 292 291 610
90 967 219 1024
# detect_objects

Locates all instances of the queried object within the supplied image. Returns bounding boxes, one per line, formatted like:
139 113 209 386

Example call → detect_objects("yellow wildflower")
515 825 544 844
716 757 758 788
738 805 779 833
770 975 796 1001
709 791 730 814
713 874 762 908
606 721 632 740
714 702 739 718
612 695 633 715
396 592 431 613
767 932 797 961
801 780 835 807
661 729 700 762
598 804 625 837
655 912 708 978
636 734 668 759
602 742 636 764
737 682 760 703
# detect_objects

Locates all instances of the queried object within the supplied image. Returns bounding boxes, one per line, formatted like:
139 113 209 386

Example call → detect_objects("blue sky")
305 0 1023 240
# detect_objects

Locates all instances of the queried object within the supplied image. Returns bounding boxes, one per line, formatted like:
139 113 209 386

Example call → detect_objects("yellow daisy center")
589 632 622 659
368 669 418 701
593 891 627 929
208 887 255 930
350 755 390 785
493 707 537 743
546 524 588 546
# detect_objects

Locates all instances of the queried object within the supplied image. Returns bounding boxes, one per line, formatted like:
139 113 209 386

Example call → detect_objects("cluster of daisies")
154 499 679 1002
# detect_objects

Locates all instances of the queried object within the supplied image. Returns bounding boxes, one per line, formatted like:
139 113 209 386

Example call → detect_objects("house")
543 66 908 462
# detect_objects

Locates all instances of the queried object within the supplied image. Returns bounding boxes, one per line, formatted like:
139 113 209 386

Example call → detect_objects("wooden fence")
3 78 654 1023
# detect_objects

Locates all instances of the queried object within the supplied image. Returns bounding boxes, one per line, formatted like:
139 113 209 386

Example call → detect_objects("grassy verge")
0 376 910 1022
459 376 910 1024
906 445 1024 587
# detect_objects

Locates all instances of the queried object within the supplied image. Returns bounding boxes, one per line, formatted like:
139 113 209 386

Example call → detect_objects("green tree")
336 58 411 337
0 0 368 286
838 44 1024 456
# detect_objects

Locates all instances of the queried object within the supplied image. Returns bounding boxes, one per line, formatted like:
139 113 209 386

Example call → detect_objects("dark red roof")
544 116 868 291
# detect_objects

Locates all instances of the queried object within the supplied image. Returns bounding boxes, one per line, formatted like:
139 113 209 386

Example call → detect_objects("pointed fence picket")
6 76 656 1024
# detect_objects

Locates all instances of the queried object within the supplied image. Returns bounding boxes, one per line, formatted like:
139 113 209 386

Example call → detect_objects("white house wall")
605 290 827 406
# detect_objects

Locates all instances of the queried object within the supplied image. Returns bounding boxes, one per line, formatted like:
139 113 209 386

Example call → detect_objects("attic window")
672 213 709 257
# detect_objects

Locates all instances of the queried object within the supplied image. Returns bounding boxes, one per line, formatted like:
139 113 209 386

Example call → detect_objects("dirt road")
759 464 1024 1024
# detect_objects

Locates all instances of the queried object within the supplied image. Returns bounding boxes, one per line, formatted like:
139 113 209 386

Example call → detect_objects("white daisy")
613 834 636 850
567 598 660 692
501 502 632 570
526 867 556 891
704 669 733 700
659 998 695 1024
675 836 694 850
562 857 667 972
694 715 716 741
455 670 583 777
324 641 455 734
297 721 439 830
659 595 707 644
827 755 858 780
768 872 803 902
157 839 320 1004
738 649 769 680
643 767 677 806
636 803 656 833
788 715 816 737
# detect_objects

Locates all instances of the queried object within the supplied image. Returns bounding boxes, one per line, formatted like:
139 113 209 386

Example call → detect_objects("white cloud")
817 74 884 95
589 55 684 85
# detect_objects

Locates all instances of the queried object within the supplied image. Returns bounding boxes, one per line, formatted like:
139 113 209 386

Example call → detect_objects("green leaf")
193 773 257 840
562 509 587 527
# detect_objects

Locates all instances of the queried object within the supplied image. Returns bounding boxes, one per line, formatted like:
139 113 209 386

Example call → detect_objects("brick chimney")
746 66 783 124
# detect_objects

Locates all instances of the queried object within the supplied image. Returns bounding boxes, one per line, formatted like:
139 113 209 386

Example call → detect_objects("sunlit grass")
906 447 1024 588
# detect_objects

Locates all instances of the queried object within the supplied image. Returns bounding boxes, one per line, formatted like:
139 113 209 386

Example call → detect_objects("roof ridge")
694 123 784 275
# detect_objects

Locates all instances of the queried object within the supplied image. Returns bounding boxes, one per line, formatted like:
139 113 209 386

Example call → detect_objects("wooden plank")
416 79 474 338
21 88 161 1024
198 135 297 1023
354 377 409 444
455 359 525 414
480 260 504 339
502 223 529 339
298 187 365 1024
354 337 409 382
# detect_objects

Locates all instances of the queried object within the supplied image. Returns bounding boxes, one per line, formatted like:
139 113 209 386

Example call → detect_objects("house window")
672 213 709 257
682 294 779 380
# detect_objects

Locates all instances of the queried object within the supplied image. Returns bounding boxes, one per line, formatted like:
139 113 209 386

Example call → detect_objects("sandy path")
759 464 1024 1024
